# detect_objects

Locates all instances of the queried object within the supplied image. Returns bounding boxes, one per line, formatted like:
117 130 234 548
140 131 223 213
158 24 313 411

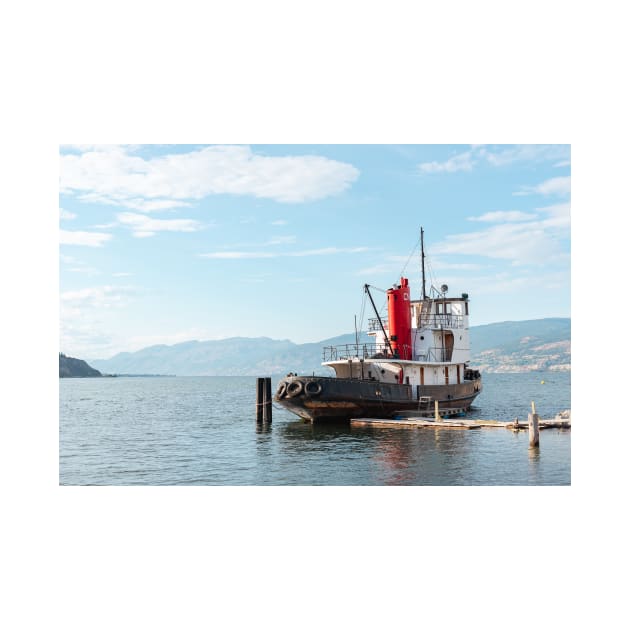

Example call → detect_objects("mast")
421 227 427 300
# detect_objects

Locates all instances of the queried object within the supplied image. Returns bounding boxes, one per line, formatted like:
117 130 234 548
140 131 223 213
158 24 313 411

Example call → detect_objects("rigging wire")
358 232 444 348
425 255 437 296
397 234 422 280
362 232 424 320
357 289 367 334
365 285 388 316
379 298 387 316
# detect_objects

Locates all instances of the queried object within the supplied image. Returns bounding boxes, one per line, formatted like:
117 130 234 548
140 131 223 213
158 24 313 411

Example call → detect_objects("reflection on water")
528 444 541 462
372 430 419 485
274 417 569 485
60 373 570 486
255 422 272 435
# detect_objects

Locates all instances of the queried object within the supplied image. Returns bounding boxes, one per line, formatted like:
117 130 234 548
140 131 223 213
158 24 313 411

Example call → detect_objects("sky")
59 144 571 359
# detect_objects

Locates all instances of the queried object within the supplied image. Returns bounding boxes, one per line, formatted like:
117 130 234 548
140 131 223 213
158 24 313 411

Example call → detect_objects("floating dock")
352 417 481 429
350 415 571 431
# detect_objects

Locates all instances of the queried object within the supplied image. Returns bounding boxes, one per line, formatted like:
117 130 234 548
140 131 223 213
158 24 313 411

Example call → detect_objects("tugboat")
274 228 482 422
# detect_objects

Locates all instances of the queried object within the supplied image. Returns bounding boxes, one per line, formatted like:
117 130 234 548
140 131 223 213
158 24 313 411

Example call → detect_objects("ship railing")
368 314 464 331
323 343 456 362
418 314 464 329
322 342 412 362
411 349 453 362
367 317 388 332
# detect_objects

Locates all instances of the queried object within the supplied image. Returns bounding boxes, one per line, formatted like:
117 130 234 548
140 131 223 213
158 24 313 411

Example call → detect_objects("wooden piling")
256 377 272 423
256 377 264 423
434 400 442 421
263 377 272 423
528 401 539 448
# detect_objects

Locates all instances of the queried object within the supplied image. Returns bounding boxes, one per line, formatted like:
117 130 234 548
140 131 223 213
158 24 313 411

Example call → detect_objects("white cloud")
265 235 297 245
462 272 533 296
431 218 568 266
116 212 204 238
419 151 475 173
433 199 571 270
80 194 192 212
200 251 276 259
200 246 370 259
60 319 115 359
515 176 571 197
60 229 112 247
60 285 137 350
60 283 138 359
356 255 483 278
60 207 76 220
271 219 288 225
68 266 100 276
355 263 402 276
534 176 571 196
479 144 569 167
418 144 570 174
469 210 538 222
291 247 369 257
91 222 118 229
536 202 571 230
60 285 136 309
60 144 133 154
60 144 360 209
429 259 484 271
241 272 274 284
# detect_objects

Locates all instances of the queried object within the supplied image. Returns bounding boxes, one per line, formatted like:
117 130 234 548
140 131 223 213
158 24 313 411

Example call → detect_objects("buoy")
541 380 545 384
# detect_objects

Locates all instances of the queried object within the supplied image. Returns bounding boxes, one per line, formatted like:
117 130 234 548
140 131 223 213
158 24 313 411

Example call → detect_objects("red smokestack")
387 277 412 360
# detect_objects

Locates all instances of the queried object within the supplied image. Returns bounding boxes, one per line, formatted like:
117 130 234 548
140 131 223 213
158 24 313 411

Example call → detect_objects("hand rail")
322 343 412 362
368 314 464 331
322 343 456 363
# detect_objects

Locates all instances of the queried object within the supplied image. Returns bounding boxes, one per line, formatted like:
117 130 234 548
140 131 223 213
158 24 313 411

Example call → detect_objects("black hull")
274 375 482 423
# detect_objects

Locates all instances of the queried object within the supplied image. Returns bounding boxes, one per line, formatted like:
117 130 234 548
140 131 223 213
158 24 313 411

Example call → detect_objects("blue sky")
60 144 570 359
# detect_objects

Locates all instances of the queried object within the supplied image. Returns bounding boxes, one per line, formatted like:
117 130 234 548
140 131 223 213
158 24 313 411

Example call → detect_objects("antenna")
421 227 427 300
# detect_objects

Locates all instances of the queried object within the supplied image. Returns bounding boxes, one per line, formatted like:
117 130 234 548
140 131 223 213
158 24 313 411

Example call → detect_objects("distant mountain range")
88 318 571 376
470 318 570 373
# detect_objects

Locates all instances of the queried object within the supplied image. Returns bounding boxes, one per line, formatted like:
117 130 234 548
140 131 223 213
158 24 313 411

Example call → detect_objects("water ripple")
60 374 571 485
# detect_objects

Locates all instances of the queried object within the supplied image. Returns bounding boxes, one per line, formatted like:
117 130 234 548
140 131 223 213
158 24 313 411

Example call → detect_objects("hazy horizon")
66 315 570 362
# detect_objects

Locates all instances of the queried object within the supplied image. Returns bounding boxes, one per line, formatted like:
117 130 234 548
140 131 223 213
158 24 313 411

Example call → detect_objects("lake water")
59 372 570 485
